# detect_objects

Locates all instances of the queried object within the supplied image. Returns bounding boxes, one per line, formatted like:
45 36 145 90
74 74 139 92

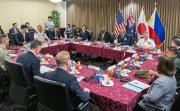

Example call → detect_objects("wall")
0 0 56 33
56 1 66 28
67 0 180 49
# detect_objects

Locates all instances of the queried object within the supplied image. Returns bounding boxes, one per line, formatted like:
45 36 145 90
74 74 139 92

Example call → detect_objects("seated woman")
135 55 176 111
34 25 50 44
97 27 112 43
136 31 156 49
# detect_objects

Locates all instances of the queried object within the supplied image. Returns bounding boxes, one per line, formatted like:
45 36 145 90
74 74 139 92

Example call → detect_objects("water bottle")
144 53 148 59
107 42 110 47
131 59 135 66
154 47 158 53
95 74 100 83
99 67 103 82
85 39 88 43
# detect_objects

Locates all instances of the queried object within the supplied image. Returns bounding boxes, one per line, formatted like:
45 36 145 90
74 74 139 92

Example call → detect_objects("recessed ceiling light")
49 0 63 3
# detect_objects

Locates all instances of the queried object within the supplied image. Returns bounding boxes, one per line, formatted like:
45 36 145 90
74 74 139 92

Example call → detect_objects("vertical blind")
67 0 180 49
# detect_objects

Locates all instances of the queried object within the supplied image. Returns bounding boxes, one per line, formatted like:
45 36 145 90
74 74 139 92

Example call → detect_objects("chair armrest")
145 102 166 111
77 101 89 111
29 94 37 102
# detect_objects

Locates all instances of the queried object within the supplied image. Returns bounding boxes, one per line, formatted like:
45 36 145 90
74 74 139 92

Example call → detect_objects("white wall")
55 1 66 28
0 0 67 33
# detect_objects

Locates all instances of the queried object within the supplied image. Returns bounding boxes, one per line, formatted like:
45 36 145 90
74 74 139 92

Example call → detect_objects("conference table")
40 41 134 61
9 41 159 111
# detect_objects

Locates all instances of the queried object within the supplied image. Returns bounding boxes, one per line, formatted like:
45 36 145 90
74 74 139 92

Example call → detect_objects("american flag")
114 11 126 37
128 9 135 27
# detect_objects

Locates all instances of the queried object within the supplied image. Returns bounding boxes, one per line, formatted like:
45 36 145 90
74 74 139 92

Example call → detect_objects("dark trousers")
45 30 53 40
133 104 145 111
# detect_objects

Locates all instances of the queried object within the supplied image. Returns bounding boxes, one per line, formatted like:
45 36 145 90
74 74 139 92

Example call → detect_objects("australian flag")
126 9 137 45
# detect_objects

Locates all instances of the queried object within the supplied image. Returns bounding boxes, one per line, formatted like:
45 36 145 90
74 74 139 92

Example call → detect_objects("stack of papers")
40 66 54 73
123 80 150 92
88 65 100 71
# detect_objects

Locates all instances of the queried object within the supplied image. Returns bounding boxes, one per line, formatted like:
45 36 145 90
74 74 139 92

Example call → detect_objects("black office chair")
0 68 10 104
34 76 89 111
5 60 37 111
144 92 180 111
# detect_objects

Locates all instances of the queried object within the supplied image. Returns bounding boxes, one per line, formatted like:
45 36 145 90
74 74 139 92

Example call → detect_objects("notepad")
40 66 54 74
123 80 150 92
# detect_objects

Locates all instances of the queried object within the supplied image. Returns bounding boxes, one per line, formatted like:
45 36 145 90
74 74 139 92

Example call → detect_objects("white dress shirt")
136 38 156 49
44 21 55 30
34 31 49 40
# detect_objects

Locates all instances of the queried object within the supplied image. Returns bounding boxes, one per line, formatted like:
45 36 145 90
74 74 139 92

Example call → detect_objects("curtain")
67 0 180 50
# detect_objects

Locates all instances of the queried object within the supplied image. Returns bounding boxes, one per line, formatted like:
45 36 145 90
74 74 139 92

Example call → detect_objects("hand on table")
148 70 160 77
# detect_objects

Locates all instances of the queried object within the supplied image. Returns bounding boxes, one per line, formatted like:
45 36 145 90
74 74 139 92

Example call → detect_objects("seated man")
70 24 78 39
97 27 112 43
17 25 31 45
43 51 90 109
16 40 42 88
52 26 63 40
64 24 72 38
9 23 20 34
136 31 156 49
116 30 131 46
34 25 50 44
171 36 180 59
77 25 90 41
25 22 36 32
0 34 10 71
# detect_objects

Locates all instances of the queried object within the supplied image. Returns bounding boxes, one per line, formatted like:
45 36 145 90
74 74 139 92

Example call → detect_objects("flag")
148 8 165 47
126 8 137 44
136 8 149 39
114 11 126 37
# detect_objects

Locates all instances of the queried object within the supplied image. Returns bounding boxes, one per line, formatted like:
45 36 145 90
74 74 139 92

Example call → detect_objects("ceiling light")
49 0 63 3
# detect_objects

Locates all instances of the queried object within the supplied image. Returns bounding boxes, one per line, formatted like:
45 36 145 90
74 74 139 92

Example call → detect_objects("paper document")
40 65 54 74
123 80 150 92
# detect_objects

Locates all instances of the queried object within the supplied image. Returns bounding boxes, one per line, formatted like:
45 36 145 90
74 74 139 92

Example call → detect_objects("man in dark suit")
43 51 90 109
116 30 131 46
172 36 180 59
97 27 112 43
17 25 31 45
52 26 63 40
9 23 20 34
77 25 90 41
16 40 42 88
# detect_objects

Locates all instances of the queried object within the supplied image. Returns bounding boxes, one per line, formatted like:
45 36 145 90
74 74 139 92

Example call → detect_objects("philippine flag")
148 8 165 47
136 8 149 39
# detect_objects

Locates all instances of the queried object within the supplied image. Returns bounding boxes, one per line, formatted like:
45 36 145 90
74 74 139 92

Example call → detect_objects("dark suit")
117 34 132 45
52 30 61 39
17 32 31 45
177 48 180 59
16 51 41 88
0 29 4 34
43 68 90 109
80 31 90 41
97 32 112 43
9 28 20 34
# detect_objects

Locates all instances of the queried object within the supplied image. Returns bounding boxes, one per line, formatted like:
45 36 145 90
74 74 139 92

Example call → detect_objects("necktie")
23 33 25 41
